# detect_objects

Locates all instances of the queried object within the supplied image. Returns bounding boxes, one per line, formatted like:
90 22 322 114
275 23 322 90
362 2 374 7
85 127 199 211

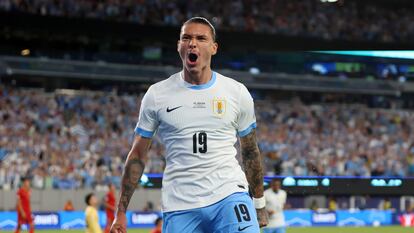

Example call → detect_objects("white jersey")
135 71 256 212
264 188 287 228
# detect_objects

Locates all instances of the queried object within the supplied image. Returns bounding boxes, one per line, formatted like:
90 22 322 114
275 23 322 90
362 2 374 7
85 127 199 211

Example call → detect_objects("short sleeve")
237 84 257 137
134 86 159 138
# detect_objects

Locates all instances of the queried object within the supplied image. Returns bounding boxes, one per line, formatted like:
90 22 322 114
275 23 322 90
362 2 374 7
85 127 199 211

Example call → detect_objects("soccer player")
264 179 287 233
150 217 162 233
15 177 34 233
110 16 268 233
85 193 103 233
104 184 116 233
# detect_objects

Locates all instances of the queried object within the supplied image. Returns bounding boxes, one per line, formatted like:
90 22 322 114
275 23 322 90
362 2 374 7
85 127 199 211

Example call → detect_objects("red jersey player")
104 183 116 233
150 217 162 233
15 177 34 233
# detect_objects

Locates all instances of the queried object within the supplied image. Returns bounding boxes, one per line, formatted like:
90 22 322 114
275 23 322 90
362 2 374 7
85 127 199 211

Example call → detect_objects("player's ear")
177 40 181 52
211 42 218 56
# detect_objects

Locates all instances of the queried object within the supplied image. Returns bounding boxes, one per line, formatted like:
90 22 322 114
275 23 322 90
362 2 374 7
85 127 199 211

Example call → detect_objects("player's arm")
104 203 115 212
111 135 152 233
264 193 275 215
282 192 287 210
104 198 115 212
16 195 26 219
118 135 151 213
239 129 268 227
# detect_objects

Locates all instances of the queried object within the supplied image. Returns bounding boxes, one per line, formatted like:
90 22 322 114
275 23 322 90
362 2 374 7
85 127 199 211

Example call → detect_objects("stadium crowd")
256 98 414 178
1 85 414 190
0 0 413 43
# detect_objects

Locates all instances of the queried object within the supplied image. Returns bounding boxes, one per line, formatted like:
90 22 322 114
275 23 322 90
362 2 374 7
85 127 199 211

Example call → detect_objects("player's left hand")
256 207 269 227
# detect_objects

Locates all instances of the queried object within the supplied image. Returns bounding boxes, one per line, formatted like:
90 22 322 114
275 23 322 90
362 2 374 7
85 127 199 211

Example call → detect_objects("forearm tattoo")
241 129 264 198
117 157 145 213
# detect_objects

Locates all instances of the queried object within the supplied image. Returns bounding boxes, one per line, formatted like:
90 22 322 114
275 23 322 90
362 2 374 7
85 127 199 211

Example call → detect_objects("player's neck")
183 67 212 85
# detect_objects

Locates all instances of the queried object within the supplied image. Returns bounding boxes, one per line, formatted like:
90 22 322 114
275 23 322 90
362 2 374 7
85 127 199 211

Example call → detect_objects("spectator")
378 197 392 210
328 197 337 211
64 200 75 211
0 0 413 43
2 83 414 189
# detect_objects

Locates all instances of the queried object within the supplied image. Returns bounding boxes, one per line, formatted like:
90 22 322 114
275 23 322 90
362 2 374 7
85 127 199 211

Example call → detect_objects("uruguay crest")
213 98 226 117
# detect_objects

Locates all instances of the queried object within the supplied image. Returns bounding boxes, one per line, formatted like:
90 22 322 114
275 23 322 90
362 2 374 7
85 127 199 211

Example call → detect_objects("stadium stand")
1 0 414 43
1 83 414 190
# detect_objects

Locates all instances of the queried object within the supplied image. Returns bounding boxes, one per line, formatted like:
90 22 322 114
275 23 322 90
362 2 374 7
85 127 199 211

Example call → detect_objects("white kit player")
110 17 268 233
264 179 287 233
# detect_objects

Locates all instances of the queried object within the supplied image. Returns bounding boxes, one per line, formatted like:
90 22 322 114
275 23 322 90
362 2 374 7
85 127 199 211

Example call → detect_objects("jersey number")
234 204 251 222
193 132 207 153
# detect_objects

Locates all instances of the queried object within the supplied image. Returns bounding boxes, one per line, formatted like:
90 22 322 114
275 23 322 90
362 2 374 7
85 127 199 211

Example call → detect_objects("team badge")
213 98 226 117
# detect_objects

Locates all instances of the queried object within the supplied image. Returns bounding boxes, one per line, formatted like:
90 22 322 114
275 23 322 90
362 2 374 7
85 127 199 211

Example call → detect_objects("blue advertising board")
32 212 60 229
311 211 337 226
284 210 312 227
0 209 395 230
0 211 61 230
336 210 392 226
0 211 155 230
130 211 161 228
0 211 16 230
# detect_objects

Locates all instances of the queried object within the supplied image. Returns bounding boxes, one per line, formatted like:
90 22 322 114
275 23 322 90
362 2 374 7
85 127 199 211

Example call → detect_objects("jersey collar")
180 71 217 90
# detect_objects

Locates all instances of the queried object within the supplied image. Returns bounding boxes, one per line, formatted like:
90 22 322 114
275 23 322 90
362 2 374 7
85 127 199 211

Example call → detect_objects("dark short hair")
181 17 216 41
85 193 94 205
21 176 30 182
154 217 162 225
272 178 280 184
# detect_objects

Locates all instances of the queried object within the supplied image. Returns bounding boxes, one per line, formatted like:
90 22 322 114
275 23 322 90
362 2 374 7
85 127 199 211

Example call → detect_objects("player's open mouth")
188 53 198 65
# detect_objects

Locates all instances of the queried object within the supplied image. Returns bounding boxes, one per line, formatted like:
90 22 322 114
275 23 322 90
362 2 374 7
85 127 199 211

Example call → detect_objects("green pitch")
3 226 413 233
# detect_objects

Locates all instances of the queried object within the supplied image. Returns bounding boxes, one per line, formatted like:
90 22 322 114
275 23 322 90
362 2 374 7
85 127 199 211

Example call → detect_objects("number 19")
193 132 207 153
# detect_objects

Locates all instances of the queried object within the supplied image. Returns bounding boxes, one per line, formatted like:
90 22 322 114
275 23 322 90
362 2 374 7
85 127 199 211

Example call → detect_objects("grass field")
3 226 413 233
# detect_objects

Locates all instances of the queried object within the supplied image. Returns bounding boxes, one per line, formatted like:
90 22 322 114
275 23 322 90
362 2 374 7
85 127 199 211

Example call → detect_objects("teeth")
189 53 198 62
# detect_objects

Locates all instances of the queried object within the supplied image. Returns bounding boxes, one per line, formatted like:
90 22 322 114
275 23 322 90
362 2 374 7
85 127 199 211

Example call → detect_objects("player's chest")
156 92 238 130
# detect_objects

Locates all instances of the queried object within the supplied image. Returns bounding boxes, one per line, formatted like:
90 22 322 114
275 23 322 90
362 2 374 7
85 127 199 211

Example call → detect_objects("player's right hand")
21 212 27 220
110 212 127 233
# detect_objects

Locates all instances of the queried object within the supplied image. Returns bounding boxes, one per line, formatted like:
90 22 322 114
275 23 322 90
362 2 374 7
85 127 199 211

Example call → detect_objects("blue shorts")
263 227 286 233
162 192 260 233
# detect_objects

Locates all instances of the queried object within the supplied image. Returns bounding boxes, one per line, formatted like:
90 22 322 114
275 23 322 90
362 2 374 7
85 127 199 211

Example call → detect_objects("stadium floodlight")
320 0 338 3
313 50 414 60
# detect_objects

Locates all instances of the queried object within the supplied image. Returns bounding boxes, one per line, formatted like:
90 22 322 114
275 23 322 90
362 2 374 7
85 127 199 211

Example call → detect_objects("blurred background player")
15 177 34 233
85 193 103 233
104 184 116 233
150 217 162 233
264 179 287 233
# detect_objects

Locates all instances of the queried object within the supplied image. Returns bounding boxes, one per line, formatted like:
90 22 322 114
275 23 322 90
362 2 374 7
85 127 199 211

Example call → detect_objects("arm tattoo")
240 129 264 198
117 156 145 213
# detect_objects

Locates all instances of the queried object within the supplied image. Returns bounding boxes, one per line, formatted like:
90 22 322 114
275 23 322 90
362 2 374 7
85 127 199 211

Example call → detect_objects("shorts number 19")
234 204 251 222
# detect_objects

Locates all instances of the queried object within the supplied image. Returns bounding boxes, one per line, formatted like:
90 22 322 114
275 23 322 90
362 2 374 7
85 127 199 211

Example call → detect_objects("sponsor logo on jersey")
238 225 252 231
166 106 182 112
